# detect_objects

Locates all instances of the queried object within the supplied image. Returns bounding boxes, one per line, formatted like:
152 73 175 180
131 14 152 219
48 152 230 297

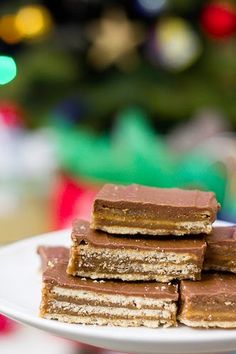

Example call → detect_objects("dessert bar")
91 184 219 236
178 273 236 328
38 246 178 328
204 226 236 273
67 219 207 282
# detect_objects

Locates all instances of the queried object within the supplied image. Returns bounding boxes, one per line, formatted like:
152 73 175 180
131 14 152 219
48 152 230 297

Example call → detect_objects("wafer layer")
91 184 219 236
67 220 206 282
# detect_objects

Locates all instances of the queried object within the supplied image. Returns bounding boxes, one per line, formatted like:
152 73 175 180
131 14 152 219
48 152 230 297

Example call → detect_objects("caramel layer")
180 311 236 322
93 206 211 222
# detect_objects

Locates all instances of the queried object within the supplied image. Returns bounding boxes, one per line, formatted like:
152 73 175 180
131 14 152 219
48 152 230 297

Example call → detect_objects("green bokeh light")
0 55 17 85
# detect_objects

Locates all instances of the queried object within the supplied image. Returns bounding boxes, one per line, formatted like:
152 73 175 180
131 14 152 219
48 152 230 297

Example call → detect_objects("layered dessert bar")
91 184 219 236
178 273 236 328
38 246 178 328
67 219 207 282
204 226 236 273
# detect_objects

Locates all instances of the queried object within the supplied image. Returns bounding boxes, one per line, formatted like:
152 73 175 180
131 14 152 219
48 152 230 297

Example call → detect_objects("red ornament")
0 314 17 335
51 174 98 229
201 2 236 39
0 101 25 128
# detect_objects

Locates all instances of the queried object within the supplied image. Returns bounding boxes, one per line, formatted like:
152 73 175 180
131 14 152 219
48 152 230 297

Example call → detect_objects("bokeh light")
137 0 167 14
0 56 17 85
156 17 202 71
0 14 23 44
15 5 52 39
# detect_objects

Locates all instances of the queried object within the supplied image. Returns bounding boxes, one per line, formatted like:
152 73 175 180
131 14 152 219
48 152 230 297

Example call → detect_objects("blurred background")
0 0 236 352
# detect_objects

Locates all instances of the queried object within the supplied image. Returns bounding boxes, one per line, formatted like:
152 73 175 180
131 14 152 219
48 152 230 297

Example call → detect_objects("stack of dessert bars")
39 183 236 328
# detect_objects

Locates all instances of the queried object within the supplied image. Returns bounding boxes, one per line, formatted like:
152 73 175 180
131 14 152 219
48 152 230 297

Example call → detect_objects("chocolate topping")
181 273 236 297
39 246 178 300
72 219 206 253
94 184 220 215
37 246 69 271
206 226 236 244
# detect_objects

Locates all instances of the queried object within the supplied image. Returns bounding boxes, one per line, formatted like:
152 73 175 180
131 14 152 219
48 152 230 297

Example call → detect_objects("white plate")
0 221 235 354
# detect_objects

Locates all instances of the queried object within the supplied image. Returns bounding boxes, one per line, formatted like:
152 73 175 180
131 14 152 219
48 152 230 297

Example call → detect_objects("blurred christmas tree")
1 0 236 222
0 0 235 130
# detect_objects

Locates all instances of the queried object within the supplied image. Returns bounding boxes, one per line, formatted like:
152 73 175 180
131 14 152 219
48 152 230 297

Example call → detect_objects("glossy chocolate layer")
39 246 178 300
206 226 236 244
72 219 206 253
180 273 236 297
204 226 236 272
37 246 69 271
96 184 216 206
93 184 219 218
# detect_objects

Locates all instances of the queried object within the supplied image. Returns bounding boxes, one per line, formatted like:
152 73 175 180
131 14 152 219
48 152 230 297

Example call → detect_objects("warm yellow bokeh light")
15 5 52 38
0 14 23 44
